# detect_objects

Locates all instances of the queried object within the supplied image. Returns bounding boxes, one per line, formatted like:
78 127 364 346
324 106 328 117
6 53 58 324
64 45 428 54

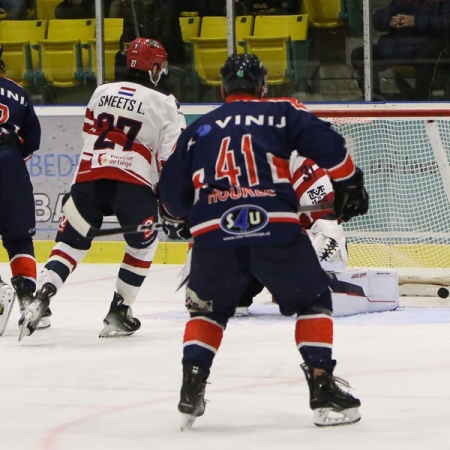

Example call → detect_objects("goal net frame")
307 104 450 295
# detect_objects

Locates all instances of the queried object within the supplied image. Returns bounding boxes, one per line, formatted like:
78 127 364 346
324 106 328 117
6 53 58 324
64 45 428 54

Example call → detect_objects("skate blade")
0 290 16 337
36 317 51 330
180 413 196 431
99 323 135 338
234 307 249 317
18 310 35 342
313 407 361 427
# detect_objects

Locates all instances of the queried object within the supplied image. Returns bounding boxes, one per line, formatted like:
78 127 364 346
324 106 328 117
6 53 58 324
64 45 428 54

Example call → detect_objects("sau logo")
220 205 268 235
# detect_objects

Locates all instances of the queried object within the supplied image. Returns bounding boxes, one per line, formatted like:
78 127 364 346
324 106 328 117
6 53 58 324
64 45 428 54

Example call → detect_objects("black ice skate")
11 276 52 330
0 278 16 336
99 292 141 338
301 362 361 427
178 365 209 430
18 282 57 342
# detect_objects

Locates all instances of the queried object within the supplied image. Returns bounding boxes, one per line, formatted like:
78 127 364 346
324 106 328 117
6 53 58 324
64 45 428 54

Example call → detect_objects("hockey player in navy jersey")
18 38 186 341
158 54 369 429
0 45 44 336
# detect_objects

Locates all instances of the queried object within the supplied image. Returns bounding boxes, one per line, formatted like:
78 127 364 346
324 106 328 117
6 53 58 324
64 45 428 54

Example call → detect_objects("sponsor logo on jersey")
220 205 268 235
97 153 107 165
118 86 136 97
307 185 327 203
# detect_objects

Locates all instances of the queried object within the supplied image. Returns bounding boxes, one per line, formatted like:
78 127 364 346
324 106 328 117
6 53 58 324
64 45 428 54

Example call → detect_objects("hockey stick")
62 194 332 239
130 0 140 39
298 202 333 213
62 194 162 238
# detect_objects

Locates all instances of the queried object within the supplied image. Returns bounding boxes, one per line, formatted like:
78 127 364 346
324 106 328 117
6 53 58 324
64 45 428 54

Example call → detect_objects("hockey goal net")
309 105 450 294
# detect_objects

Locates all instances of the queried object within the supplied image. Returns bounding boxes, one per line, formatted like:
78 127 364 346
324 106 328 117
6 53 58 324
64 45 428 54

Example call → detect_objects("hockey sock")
182 316 224 371
295 311 334 371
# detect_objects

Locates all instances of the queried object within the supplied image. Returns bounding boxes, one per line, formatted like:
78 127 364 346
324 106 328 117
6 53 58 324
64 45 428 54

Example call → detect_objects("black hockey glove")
158 204 192 241
331 167 369 222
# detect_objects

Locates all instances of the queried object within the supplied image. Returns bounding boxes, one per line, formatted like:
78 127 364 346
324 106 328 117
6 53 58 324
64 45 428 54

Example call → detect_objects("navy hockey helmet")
220 54 267 96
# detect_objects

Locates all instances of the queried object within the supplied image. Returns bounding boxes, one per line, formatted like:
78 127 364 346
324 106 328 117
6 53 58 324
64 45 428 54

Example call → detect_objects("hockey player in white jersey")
18 38 186 341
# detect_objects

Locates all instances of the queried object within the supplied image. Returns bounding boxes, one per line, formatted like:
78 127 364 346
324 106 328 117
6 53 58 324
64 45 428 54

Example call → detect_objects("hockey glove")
331 167 369 222
158 204 192 241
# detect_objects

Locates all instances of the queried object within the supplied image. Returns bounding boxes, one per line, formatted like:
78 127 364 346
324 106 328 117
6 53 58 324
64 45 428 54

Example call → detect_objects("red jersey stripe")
327 153 355 182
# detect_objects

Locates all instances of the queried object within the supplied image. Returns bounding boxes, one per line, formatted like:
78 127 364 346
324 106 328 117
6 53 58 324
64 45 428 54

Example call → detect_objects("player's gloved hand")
331 167 369 222
158 204 192 240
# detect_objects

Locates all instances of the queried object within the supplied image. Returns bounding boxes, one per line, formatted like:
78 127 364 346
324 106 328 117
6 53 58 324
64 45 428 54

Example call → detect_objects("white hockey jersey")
75 80 186 187
289 152 334 229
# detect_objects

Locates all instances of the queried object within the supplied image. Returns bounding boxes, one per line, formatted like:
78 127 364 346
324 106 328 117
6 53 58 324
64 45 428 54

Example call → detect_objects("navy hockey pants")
0 145 35 260
188 233 331 321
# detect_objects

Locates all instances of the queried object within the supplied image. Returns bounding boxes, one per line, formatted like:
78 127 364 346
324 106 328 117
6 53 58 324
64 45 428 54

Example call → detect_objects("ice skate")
234 306 249 317
301 362 361 427
11 276 52 330
18 282 56 342
178 365 209 431
99 292 141 338
0 278 16 336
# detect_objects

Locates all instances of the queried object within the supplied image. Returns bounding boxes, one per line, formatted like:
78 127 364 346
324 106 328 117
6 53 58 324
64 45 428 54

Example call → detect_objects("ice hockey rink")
1 261 450 450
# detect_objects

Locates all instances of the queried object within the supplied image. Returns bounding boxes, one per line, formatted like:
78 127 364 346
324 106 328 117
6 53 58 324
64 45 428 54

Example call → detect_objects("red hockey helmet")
126 38 168 83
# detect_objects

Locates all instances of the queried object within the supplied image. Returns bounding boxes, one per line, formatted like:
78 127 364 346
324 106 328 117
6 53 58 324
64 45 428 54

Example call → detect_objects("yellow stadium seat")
88 18 123 82
0 20 47 86
240 15 309 86
179 16 201 43
190 16 254 87
179 11 199 17
36 0 60 20
35 19 95 87
301 0 344 28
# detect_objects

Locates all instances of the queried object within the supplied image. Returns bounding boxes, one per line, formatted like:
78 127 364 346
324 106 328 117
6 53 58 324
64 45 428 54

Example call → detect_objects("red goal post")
307 104 450 289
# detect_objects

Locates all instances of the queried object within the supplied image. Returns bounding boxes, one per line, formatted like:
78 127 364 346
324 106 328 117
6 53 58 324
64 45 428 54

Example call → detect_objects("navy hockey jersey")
159 95 355 247
0 76 41 159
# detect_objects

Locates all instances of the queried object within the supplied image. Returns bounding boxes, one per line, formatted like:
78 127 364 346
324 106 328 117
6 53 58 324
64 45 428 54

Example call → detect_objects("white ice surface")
1 262 450 450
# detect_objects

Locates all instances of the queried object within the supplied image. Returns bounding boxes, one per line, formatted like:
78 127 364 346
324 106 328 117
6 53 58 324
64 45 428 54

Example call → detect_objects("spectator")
108 0 127 17
54 0 94 19
194 0 298 16
0 0 27 19
351 0 450 101
114 0 187 83
237 0 299 15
